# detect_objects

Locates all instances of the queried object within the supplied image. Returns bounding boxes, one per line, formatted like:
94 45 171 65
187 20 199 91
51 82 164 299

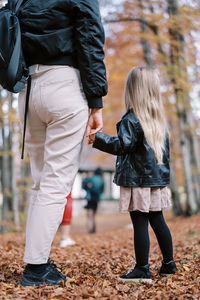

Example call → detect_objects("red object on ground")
61 192 73 225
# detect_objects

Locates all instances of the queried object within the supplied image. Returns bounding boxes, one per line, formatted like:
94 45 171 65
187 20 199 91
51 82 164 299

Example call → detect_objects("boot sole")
118 277 152 283
160 272 176 276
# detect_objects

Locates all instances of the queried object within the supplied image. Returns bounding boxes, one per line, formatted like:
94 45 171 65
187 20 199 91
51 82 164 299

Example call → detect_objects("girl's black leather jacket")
93 110 170 187
16 0 107 108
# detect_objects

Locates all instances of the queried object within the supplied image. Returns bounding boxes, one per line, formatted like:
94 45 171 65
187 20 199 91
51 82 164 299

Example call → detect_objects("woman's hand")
86 108 103 144
88 132 96 144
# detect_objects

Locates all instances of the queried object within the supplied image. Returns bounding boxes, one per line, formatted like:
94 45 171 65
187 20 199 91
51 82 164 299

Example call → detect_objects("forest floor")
0 210 199 299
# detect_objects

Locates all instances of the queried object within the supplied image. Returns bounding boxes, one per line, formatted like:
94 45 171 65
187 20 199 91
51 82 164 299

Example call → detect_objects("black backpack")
0 0 29 93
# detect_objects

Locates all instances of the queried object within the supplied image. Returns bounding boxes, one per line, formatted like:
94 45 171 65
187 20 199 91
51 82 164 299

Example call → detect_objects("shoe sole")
20 277 64 287
60 243 76 248
118 277 152 283
20 278 44 287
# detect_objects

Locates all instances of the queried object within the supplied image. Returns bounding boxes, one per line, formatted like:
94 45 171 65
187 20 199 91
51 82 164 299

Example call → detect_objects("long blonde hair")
124 67 167 164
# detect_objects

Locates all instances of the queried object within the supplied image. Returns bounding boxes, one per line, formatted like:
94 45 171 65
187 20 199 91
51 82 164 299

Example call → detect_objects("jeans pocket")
40 79 75 117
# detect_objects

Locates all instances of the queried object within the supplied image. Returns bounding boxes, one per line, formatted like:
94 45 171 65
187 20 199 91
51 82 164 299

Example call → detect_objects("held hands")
86 108 103 144
88 131 96 144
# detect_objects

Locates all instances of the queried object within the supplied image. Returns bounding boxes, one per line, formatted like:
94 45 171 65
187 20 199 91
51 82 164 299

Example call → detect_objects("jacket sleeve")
93 132 123 155
73 0 108 108
93 119 138 155
118 119 138 152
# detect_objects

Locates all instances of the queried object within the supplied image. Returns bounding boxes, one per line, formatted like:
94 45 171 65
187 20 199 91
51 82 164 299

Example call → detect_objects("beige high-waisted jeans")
18 65 89 264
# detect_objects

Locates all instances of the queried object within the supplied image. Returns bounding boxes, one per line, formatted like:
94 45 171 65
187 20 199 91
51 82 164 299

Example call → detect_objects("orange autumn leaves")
0 212 199 299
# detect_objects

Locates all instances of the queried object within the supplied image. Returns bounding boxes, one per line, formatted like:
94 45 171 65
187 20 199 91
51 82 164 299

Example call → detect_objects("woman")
17 0 107 287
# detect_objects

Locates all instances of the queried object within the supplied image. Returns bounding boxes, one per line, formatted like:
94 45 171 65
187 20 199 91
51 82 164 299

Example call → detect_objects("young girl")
91 67 177 282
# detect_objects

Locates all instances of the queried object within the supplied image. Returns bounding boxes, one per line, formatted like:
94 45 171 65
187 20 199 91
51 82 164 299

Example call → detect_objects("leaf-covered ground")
0 211 199 299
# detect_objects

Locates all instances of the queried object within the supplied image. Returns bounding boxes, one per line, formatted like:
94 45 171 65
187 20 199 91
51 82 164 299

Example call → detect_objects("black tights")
129 211 173 266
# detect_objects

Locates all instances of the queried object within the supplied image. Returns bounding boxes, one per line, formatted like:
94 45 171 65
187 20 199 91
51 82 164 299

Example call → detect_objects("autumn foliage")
0 212 199 299
0 1 199 297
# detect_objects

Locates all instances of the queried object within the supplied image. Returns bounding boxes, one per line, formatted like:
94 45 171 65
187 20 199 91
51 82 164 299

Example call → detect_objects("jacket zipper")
0 51 5 63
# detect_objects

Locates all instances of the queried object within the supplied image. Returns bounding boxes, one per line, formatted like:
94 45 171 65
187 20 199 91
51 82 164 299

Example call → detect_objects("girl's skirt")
119 186 172 213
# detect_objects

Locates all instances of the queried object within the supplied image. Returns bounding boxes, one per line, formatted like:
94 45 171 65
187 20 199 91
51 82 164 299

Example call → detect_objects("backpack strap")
8 0 24 12
15 0 24 12
6 0 29 159
7 0 25 87
7 18 22 88
21 76 31 159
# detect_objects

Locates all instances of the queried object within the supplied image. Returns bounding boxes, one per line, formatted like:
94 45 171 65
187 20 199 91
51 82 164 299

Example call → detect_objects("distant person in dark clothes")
82 168 104 233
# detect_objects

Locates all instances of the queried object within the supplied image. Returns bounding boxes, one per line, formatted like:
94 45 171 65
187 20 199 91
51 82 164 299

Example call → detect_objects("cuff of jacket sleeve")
93 132 104 150
87 97 103 109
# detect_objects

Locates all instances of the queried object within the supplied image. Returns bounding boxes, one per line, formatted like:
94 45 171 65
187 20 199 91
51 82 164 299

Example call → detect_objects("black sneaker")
118 264 152 283
160 260 177 275
20 260 66 287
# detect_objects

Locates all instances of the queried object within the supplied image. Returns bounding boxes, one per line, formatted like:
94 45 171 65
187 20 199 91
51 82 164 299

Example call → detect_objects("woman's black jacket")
93 110 170 187
15 0 107 108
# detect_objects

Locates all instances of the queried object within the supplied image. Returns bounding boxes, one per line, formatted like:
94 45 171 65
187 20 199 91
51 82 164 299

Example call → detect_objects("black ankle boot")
118 264 152 283
160 260 177 275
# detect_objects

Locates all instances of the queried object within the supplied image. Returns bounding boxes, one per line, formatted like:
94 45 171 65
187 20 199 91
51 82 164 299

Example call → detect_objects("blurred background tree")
0 0 199 231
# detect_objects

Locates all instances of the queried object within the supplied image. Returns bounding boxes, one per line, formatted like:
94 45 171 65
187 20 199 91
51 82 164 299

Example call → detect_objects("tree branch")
104 17 156 32
104 17 168 66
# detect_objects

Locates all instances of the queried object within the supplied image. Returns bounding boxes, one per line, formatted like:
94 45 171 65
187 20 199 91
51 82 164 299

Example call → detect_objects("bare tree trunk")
170 161 183 215
138 0 154 67
138 0 182 215
186 109 200 207
9 95 20 228
1 122 11 232
178 112 197 214
0 92 20 231
167 0 199 214
11 156 20 228
20 160 31 214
